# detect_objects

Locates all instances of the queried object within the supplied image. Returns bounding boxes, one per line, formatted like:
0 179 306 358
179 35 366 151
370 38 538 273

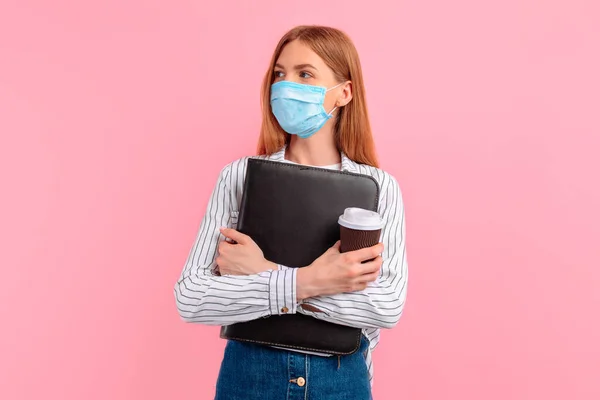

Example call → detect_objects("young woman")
174 25 408 400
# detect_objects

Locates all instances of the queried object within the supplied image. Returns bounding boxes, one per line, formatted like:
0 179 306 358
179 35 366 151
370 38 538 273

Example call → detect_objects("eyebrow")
274 63 318 71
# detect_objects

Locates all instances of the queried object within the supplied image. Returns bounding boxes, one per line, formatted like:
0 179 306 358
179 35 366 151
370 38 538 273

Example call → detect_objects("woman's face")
273 39 351 113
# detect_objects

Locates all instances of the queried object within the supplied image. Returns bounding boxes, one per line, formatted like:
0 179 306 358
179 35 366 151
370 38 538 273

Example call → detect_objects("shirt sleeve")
297 173 408 329
174 163 298 326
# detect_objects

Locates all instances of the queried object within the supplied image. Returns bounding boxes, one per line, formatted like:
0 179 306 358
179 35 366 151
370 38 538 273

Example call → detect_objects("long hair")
256 25 379 168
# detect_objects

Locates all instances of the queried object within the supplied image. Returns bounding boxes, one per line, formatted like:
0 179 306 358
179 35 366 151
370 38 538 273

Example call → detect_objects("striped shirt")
174 146 408 384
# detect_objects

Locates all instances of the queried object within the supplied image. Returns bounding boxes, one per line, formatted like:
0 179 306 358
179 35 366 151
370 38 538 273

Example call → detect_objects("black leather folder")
219 158 380 355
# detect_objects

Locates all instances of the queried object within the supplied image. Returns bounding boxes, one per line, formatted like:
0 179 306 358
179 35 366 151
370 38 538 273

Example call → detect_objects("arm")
297 175 408 329
173 164 298 326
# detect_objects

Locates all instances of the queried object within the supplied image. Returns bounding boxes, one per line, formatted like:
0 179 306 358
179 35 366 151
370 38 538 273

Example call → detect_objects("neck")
286 129 340 166
285 118 340 166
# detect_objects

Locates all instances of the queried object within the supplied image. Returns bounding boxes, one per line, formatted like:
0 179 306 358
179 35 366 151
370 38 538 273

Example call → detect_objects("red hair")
256 25 379 168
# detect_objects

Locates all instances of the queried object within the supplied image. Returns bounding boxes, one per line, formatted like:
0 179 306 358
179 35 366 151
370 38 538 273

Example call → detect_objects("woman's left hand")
216 228 277 275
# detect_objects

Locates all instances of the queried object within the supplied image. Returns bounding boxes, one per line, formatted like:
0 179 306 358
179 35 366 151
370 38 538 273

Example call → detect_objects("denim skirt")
215 335 372 400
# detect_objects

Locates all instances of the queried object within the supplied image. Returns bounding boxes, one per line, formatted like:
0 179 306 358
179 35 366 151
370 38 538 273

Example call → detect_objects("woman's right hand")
296 241 384 301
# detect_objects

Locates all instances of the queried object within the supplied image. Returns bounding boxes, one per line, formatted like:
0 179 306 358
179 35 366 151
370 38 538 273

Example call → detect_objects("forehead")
276 40 327 69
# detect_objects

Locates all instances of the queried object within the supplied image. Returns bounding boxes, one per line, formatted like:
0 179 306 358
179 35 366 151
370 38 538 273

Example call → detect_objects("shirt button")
297 377 306 387
281 307 289 313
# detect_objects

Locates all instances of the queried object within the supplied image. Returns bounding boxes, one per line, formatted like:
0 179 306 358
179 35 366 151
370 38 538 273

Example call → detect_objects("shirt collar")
267 146 358 173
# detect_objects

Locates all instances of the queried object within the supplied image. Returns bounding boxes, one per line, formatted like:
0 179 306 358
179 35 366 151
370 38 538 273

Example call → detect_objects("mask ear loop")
326 82 345 92
325 82 346 117
326 82 345 116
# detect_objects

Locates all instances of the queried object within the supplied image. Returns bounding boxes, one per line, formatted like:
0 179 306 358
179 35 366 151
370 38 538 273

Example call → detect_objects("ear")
336 81 353 107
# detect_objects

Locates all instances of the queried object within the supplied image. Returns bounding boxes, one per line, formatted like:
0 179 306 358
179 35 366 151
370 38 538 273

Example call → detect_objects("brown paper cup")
339 226 382 254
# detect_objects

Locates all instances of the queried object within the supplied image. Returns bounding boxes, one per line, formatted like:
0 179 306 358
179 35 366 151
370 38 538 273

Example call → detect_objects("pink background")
1 1 599 399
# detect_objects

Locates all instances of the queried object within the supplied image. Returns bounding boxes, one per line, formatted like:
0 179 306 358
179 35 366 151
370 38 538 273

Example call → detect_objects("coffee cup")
338 207 384 253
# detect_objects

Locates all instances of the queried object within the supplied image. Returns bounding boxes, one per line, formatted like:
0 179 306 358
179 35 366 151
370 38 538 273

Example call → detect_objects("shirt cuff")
268 268 298 316
277 264 293 271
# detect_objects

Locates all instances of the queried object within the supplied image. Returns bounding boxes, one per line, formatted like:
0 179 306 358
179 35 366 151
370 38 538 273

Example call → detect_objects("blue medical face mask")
270 81 343 139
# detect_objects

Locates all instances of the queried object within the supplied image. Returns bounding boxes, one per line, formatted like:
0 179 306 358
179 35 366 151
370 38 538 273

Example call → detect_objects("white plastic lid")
338 207 384 230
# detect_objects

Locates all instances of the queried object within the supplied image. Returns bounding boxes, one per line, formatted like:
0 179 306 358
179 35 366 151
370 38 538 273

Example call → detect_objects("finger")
358 270 380 284
355 256 383 275
220 227 248 244
218 240 235 254
350 282 368 292
216 258 233 276
327 241 341 254
348 243 384 263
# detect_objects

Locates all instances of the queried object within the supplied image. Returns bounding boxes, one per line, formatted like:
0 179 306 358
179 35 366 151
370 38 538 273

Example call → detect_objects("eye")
273 70 285 79
299 71 313 79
